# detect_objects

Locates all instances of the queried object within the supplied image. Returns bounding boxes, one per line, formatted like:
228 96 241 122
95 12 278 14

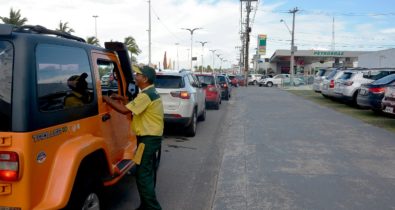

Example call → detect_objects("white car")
259 74 302 87
247 74 263 85
154 70 206 137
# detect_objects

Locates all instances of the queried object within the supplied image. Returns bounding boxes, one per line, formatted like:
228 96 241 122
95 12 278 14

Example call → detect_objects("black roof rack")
13 25 85 43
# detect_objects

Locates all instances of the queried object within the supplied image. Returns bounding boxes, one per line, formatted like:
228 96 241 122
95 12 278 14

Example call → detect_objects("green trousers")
136 136 162 210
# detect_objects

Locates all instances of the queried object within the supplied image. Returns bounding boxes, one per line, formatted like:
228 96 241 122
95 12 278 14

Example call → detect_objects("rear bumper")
357 96 382 109
164 115 191 126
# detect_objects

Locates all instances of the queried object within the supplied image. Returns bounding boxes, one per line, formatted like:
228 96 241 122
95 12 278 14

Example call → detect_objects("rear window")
325 70 338 79
217 76 226 83
196 75 215 85
372 74 395 85
339 72 353 80
155 75 185 88
0 41 13 131
229 76 235 80
363 70 395 80
316 69 326 76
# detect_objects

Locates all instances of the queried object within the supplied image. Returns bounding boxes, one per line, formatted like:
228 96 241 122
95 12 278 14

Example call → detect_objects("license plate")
384 106 394 114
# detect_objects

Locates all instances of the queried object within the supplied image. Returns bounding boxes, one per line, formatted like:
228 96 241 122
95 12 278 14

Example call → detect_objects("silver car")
321 69 346 98
336 69 395 104
313 68 334 92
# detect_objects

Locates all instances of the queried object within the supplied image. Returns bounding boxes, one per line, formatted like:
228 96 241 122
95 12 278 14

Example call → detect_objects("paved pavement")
213 86 395 210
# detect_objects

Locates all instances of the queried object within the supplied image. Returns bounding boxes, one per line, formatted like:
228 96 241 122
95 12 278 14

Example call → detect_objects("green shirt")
125 85 164 136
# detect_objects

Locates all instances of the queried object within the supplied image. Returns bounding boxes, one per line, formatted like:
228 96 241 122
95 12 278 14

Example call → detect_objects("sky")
1 0 395 69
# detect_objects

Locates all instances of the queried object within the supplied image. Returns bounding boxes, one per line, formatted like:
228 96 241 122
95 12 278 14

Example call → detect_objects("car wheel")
198 105 206 121
253 80 257 85
64 167 101 210
267 82 273 87
214 101 220 110
185 111 197 137
259 84 262 87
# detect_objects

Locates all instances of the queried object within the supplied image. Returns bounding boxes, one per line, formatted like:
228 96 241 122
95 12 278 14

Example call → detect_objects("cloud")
381 28 395 34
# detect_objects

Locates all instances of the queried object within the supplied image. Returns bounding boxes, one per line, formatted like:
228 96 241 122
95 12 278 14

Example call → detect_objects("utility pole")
197 41 208 73
175 43 180 71
243 0 252 86
289 7 298 85
210 49 216 73
92 15 99 39
182 27 202 71
148 0 152 65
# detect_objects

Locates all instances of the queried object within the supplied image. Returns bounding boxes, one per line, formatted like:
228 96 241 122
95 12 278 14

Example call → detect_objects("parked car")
259 74 303 87
258 75 273 87
228 75 239 87
357 74 395 112
247 74 262 85
321 69 346 99
0 24 141 210
236 75 246 86
217 74 232 100
195 73 222 110
313 68 335 92
382 85 395 116
155 70 206 136
336 69 395 105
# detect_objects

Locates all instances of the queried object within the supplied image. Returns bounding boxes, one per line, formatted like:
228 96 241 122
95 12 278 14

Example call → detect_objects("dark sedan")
357 74 395 112
382 85 395 116
217 75 232 100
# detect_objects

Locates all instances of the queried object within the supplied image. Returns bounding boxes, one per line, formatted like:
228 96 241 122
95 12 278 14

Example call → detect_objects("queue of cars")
154 70 237 136
314 67 395 116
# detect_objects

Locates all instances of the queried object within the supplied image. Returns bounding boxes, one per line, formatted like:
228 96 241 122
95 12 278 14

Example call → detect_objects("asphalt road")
102 86 395 210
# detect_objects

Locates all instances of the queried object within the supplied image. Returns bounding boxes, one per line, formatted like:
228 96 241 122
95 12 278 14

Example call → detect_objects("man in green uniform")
103 66 163 210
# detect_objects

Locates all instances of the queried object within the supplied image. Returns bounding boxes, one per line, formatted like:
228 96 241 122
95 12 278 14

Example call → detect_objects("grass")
288 90 395 133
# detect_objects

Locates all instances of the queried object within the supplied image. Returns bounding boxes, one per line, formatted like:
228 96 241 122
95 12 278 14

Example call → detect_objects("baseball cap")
134 65 156 83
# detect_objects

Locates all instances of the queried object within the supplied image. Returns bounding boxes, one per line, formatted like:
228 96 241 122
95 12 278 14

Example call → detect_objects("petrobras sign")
257 34 267 55
313 51 345 56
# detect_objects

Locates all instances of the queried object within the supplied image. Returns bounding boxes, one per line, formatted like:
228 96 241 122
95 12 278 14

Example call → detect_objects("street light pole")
210 49 216 73
92 15 99 38
175 43 180 71
182 27 202 71
197 41 208 73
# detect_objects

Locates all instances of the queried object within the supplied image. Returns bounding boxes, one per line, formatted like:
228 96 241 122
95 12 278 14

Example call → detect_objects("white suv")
154 70 206 136
248 74 262 85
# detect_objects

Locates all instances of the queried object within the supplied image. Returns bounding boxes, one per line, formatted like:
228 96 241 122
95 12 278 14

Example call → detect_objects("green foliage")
0 8 28 26
123 36 141 63
56 21 75 34
86 36 100 47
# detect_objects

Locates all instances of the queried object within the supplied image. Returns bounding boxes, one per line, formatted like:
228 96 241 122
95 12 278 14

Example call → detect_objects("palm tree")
86 36 100 47
0 8 28 26
56 21 75 34
124 36 141 63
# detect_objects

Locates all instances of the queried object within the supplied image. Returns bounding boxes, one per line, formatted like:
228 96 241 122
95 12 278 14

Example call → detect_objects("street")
103 87 395 210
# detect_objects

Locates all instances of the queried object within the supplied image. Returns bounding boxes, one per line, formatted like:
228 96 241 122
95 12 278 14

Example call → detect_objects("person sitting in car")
64 72 92 107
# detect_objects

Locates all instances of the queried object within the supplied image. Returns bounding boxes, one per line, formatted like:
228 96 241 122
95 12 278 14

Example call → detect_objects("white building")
358 48 395 68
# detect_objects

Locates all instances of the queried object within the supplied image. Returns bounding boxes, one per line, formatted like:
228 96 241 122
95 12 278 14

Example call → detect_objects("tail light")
171 91 190 99
369 87 385 94
329 80 335 88
344 81 353 86
0 151 19 181
221 83 228 88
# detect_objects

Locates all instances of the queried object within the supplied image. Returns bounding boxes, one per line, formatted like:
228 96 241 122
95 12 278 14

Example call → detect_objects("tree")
86 36 100 47
56 21 75 34
124 36 141 63
0 8 28 26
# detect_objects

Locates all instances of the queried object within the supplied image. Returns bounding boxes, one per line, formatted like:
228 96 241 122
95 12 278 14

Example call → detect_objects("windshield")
217 76 226 83
0 41 13 131
155 75 185 88
196 75 215 85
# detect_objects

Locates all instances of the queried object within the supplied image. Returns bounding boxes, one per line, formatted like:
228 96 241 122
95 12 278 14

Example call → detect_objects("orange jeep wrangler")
0 24 144 209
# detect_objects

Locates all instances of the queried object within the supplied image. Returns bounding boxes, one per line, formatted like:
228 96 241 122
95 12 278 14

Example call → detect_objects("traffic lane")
213 87 395 210
101 92 232 210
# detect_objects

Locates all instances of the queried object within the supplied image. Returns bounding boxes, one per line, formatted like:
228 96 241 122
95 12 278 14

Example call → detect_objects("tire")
185 111 197 137
198 105 206 121
214 101 220 110
253 80 257 85
63 166 101 210
267 82 273 87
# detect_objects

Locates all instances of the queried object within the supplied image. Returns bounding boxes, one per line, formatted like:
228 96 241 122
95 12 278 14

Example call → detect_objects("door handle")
102 113 111 122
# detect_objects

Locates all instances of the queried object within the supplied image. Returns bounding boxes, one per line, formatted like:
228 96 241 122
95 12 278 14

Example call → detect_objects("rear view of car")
321 69 345 98
228 75 239 87
313 68 334 92
217 75 231 100
196 74 221 110
357 74 395 112
382 85 395 116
